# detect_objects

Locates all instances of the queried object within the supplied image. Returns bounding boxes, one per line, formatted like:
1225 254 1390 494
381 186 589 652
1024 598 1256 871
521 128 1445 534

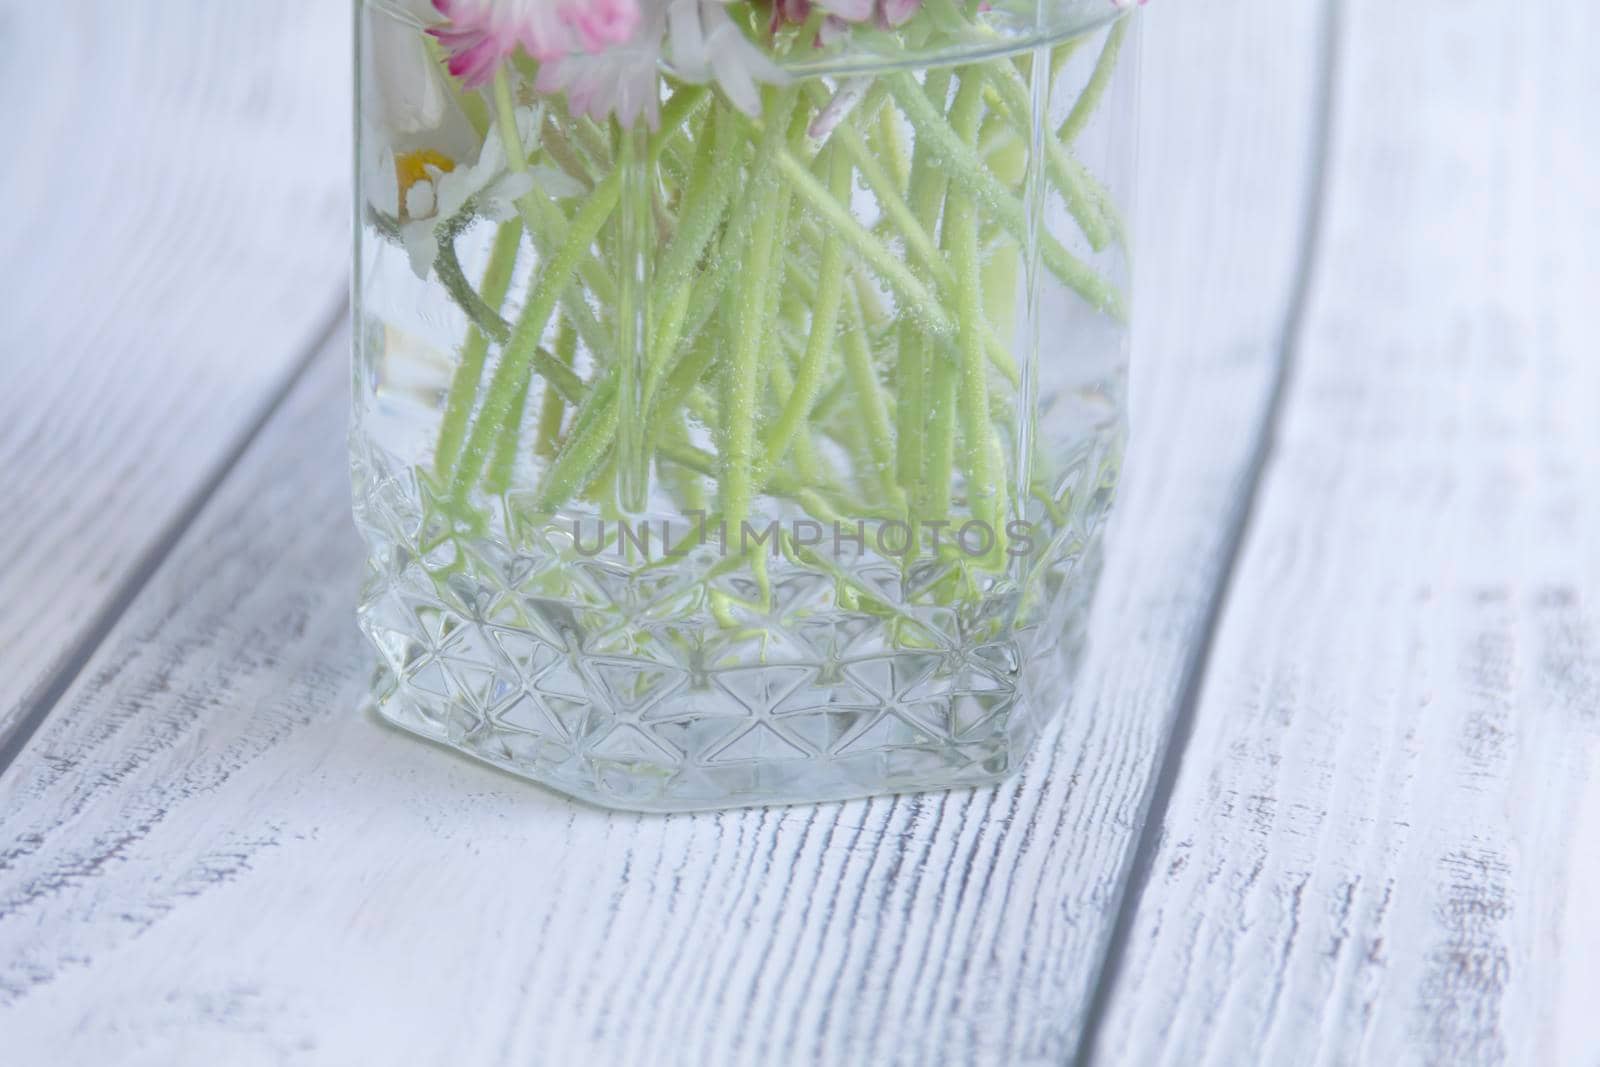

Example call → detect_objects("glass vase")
353 0 1141 811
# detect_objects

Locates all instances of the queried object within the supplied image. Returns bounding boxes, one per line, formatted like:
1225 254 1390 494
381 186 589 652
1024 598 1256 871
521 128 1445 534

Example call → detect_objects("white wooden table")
4 2 1598 1063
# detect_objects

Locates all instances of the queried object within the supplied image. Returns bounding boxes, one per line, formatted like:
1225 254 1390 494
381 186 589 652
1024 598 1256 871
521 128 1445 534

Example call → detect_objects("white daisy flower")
369 106 583 279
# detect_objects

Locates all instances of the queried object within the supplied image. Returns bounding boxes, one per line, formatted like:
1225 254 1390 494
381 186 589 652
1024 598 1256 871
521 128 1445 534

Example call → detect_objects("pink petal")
878 0 921 28
770 0 812 32
429 0 641 88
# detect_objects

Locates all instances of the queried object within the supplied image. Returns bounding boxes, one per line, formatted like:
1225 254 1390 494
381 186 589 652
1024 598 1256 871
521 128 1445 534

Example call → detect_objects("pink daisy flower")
429 0 642 88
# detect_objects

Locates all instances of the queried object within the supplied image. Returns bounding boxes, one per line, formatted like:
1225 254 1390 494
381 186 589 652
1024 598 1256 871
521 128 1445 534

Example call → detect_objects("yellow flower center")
394 149 456 212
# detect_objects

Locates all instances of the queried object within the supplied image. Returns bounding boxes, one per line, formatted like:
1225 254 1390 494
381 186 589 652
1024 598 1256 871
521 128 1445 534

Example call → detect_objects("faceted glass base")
370 677 1036 813
356 498 1106 811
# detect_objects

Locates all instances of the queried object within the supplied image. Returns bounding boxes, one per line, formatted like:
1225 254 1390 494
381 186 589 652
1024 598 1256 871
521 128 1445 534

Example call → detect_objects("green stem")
616 121 653 513
368 210 591 426
530 94 788 519
493 68 617 307
650 86 711 163
651 330 716 428
534 319 577 458
640 112 776 427
719 88 796 555
448 169 621 508
641 99 803 433
485 367 532 495
434 218 522 480
823 114 952 289
765 350 832 493
921 337 957 521
660 445 866 521
946 77 1006 566
432 226 510 344
643 286 692 444
887 72 1125 318
538 116 597 190
572 114 615 171
876 100 911 191
653 106 737 296
841 289 905 511
979 108 1027 346
922 74 988 523
983 70 1111 252
1050 35 1086 81
761 144 848 474
488 76 626 376
1059 16 1131 144
772 146 952 338
789 131 1021 386
894 68 953 500
534 375 619 512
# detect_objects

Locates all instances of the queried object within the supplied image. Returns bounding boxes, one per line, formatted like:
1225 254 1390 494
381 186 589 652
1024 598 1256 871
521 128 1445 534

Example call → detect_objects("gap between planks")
1069 2 1345 1062
0 295 349 780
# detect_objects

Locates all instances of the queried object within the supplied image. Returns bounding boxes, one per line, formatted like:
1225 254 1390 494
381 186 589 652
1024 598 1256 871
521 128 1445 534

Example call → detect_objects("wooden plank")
0 3 1328 1061
1090 2 1600 1063
0 1 348 747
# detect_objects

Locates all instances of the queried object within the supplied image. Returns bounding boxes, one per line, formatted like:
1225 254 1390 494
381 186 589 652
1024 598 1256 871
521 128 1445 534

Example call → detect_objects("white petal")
401 221 441 280
515 104 545 157
370 147 402 218
475 134 506 180
530 164 585 199
717 66 761 117
405 179 437 219
694 2 785 114
484 172 537 216
368 8 449 134
432 168 478 221
666 0 709 78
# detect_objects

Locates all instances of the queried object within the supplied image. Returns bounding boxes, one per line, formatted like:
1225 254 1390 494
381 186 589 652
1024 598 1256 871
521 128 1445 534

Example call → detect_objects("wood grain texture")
1091 2 1600 1064
0 3 1328 1063
0 1 348 747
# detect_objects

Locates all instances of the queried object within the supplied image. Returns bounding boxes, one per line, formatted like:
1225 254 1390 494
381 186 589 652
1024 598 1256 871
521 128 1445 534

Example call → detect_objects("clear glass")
353 0 1140 811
